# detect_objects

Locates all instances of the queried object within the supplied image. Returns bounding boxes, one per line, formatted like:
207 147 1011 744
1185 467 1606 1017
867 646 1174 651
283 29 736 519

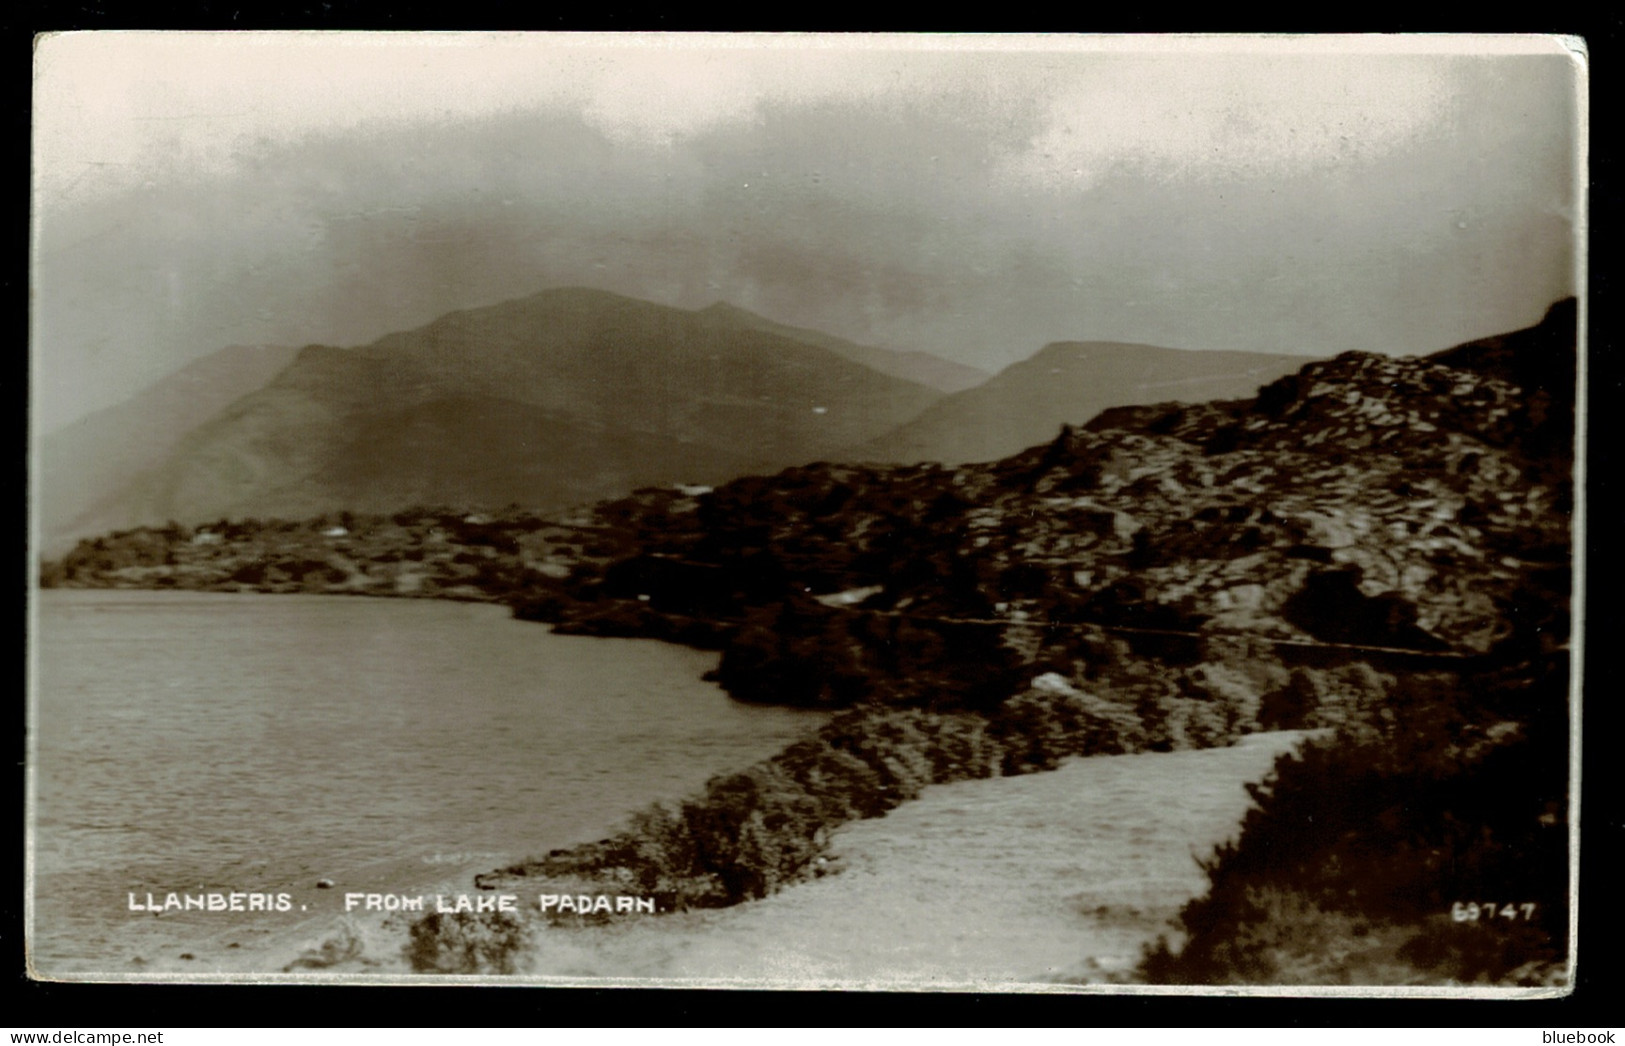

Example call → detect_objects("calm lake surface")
30 590 823 975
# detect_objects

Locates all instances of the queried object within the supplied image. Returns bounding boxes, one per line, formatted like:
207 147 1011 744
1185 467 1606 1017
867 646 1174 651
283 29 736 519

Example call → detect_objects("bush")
406 910 537 974
912 713 1003 782
682 763 826 903
1137 657 1570 986
1257 668 1319 730
776 737 894 820
1174 693 1239 750
283 920 366 971
1182 661 1265 733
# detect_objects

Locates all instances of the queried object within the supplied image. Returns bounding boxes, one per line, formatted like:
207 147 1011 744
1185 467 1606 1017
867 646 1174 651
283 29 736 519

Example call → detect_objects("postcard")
27 31 1585 993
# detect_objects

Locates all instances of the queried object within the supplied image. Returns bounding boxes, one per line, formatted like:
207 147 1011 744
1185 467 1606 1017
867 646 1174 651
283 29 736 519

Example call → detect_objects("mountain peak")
53 287 946 535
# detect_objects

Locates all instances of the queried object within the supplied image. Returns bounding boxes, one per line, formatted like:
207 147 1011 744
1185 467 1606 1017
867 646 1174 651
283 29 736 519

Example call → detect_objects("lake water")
29 590 823 977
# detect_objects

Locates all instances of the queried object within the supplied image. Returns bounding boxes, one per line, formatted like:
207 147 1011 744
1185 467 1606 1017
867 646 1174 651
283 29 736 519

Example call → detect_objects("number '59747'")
1451 902 1538 922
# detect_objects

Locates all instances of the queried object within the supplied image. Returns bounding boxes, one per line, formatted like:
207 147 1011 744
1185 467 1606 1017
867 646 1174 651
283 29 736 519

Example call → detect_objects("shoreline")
199 732 1310 984
31 851 518 980
30 588 829 982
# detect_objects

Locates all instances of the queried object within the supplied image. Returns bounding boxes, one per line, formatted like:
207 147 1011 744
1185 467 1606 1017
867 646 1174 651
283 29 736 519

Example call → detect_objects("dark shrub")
1138 657 1570 986
406 910 536 974
1257 668 1319 730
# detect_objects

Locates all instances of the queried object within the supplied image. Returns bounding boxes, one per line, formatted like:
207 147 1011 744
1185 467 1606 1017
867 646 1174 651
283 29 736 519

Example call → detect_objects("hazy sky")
32 33 1584 431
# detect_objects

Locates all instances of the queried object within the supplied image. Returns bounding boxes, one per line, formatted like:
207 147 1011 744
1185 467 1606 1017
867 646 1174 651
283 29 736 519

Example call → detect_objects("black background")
8 6 1619 1029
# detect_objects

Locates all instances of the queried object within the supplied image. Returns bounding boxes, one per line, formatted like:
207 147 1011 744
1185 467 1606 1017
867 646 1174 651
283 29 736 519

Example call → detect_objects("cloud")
35 34 1539 211
31 32 1012 207
999 53 1463 189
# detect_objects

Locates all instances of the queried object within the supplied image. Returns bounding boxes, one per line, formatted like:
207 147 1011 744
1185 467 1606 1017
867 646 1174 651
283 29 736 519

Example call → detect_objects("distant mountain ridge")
56 287 945 534
853 340 1314 465
51 289 1571 548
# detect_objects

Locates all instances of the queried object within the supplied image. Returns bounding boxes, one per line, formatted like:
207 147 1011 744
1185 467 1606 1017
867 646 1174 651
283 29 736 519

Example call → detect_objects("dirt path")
509 731 1311 988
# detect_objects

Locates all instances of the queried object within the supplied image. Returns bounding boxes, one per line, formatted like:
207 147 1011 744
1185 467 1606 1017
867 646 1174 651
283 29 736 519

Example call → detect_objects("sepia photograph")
26 31 1584 993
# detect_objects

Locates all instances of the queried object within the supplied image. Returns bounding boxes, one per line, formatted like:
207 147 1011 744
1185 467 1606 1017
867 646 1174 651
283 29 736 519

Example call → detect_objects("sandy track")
511 731 1311 989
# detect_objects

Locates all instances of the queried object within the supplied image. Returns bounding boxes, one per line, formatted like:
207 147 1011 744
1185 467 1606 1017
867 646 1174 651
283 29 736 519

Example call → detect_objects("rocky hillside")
500 299 1574 703
854 341 1311 465
57 288 946 535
